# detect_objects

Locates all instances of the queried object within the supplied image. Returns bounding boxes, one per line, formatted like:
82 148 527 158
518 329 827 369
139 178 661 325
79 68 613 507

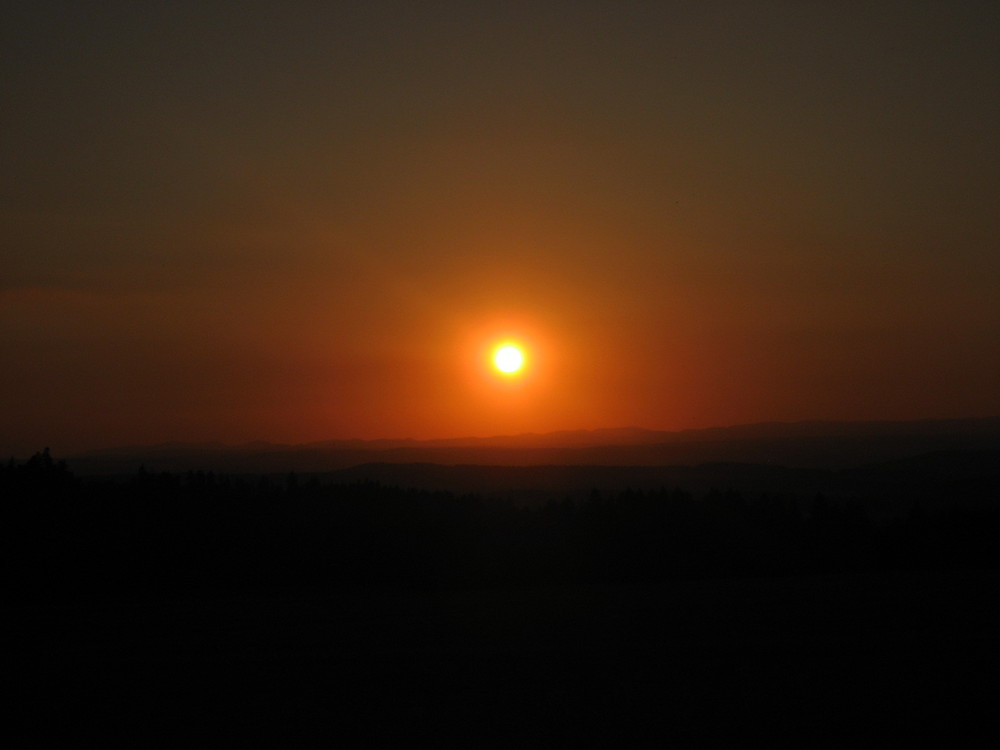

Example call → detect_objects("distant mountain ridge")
66 417 1000 475
79 417 1000 454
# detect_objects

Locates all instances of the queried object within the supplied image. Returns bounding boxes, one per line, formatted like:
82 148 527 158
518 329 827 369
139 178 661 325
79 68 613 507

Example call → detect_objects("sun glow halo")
493 344 525 374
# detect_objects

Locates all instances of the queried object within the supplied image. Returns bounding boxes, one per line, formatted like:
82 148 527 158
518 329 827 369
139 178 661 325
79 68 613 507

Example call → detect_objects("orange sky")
3 2 999 456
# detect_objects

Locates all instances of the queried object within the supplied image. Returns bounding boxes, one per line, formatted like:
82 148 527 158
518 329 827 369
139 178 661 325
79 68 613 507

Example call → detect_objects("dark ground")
8 570 998 746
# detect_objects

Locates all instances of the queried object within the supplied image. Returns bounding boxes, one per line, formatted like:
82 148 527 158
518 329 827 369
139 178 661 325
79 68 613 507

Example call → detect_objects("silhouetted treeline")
3 451 999 602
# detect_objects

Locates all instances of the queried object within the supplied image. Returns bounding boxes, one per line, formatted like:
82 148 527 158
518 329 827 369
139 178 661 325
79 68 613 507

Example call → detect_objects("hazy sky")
3 1 999 455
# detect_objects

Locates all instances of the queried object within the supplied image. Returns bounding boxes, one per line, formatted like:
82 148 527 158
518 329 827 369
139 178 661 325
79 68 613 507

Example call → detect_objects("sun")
493 344 525 374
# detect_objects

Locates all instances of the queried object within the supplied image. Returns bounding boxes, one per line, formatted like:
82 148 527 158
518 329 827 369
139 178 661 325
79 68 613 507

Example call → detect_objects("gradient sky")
3 1 999 455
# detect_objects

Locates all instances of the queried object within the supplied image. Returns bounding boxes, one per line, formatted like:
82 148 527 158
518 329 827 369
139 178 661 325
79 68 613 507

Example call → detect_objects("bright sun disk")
494 345 525 374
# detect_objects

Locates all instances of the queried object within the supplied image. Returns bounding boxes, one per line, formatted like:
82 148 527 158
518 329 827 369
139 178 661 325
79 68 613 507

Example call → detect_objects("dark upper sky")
3 1 999 455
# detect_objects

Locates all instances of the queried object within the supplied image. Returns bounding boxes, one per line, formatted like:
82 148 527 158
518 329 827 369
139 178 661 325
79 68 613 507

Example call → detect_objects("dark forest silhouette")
7 448 1000 745
5 449 998 603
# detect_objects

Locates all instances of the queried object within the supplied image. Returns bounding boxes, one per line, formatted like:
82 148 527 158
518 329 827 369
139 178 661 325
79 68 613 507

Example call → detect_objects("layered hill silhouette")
67 417 1000 476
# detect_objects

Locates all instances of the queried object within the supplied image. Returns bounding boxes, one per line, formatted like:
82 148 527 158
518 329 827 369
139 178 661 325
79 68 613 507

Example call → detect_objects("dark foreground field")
5 450 999 745
9 570 999 746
